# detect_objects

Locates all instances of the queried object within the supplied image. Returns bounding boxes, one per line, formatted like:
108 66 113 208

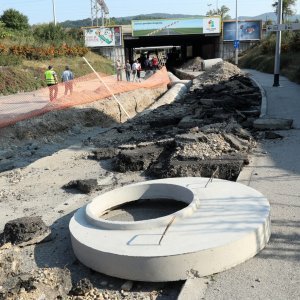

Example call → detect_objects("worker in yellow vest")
44 65 58 101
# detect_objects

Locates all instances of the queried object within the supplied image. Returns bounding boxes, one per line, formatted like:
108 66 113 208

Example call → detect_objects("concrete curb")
178 278 209 300
247 74 267 118
138 72 192 116
237 74 266 184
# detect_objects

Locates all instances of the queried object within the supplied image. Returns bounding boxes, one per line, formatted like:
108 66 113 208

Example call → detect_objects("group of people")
44 65 74 102
115 59 142 83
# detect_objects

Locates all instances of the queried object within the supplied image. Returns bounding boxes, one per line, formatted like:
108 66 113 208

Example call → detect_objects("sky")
1 0 300 25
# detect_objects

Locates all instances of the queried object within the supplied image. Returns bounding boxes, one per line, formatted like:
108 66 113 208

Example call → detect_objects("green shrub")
0 54 22 66
0 67 44 95
33 23 67 43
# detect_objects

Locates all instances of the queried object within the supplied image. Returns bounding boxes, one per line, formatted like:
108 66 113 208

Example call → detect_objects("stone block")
253 118 293 130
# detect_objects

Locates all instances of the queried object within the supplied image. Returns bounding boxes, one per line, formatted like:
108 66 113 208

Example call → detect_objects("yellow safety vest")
45 70 57 85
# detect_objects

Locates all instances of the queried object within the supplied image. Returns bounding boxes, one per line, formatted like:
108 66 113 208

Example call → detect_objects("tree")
0 9 29 30
263 19 273 29
272 0 297 21
33 23 67 42
206 5 231 20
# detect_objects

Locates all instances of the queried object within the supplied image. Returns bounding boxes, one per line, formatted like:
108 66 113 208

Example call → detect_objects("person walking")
152 56 159 71
132 60 138 82
136 60 142 83
45 66 58 102
124 60 131 82
115 59 122 81
61 66 74 96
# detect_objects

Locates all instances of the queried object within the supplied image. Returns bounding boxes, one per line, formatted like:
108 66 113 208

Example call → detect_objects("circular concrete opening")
101 198 188 222
86 183 196 230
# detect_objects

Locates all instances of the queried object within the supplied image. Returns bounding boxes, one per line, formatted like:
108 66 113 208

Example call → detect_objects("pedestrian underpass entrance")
90 16 222 67
124 33 221 68
124 16 222 68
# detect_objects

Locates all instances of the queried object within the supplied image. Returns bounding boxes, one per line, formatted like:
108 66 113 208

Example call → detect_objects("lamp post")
234 0 239 65
52 0 57 25
273 0 283 87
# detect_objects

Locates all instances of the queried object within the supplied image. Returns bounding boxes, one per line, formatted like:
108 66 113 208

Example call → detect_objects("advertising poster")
203 17 221 34
84 26 122 47
223 20 262 41
132 17 221 37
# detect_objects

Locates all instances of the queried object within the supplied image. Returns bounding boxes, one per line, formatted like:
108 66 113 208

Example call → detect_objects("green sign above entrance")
132 17 221 37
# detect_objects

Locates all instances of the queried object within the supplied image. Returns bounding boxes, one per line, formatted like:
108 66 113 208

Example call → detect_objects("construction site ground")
0 63 299 299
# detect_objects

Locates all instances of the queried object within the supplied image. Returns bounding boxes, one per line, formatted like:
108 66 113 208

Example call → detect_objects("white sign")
84 27 122 47
203 17 221 34
266 23 300 32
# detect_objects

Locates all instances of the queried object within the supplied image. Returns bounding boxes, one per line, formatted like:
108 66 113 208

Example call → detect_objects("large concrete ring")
69 177 271 282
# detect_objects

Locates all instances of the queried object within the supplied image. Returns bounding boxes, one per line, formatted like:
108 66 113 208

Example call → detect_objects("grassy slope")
239 41 300 84
0 51 114 95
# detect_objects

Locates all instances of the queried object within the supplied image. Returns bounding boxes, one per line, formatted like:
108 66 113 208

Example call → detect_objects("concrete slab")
253 117 293 130
69 177 270 282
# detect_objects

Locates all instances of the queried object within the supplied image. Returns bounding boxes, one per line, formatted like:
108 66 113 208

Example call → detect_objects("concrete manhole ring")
69 177 271 282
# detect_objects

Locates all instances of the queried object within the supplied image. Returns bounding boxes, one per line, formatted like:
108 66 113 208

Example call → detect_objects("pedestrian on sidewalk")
132 60 138 82
44 66 58 102
124 60 131 82
136 60 142 83
61 66 74 96
116 59 122 81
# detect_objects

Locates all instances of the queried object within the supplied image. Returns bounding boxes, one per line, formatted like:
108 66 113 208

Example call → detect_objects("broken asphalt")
201 70 300 300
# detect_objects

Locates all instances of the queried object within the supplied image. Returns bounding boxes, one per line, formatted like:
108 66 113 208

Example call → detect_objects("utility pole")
52 0 57 25
273 0 283 87
234 0 238 65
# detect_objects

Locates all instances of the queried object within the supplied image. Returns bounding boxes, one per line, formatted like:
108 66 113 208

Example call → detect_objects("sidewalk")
204 70 300 299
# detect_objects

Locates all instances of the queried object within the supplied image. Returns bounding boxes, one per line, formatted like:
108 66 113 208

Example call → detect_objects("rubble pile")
89 63 260 181
192 61 242 88
180 56 204 71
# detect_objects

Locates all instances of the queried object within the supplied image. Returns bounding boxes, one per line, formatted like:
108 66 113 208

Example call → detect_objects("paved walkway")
204 70 300 299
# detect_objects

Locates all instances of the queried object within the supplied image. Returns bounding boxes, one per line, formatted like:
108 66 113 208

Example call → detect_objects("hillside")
0 51 114 95
239 31 300 84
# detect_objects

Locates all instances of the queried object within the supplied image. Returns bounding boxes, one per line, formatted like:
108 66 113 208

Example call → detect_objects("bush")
0 67 44 95
33 23 67 43
0 54 22 66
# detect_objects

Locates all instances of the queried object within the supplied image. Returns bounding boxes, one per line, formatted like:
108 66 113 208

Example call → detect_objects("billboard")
132 17 221 37
223 20 262 41
84 26 122 47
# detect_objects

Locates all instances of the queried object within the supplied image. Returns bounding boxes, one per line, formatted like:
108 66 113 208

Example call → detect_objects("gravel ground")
0 63 264 299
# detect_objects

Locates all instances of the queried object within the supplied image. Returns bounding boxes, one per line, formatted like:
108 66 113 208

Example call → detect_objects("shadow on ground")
34 211 182 299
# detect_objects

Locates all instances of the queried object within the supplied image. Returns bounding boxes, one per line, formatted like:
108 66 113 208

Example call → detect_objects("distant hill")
59 12 300 28
240 12 300 22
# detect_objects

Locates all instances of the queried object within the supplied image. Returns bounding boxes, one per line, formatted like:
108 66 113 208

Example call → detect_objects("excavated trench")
89 67 260 183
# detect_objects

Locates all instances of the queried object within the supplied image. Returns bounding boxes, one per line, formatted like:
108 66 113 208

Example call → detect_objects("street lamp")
273 0 283 87
52 0 57 25
235 0 239 65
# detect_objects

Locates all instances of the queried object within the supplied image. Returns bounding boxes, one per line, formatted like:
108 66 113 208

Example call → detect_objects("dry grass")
0 51 114 95
239 35 300 84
